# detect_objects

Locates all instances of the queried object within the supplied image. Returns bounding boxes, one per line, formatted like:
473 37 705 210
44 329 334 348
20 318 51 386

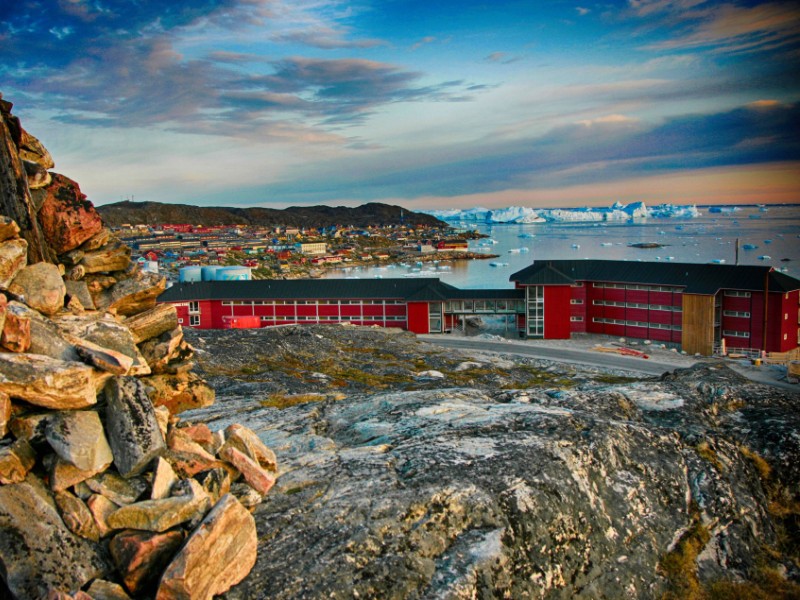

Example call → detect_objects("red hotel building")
509 260 800 355
157 260 800 356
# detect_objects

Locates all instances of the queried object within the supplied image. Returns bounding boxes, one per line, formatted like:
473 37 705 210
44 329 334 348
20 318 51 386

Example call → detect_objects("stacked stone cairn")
0 95 278 599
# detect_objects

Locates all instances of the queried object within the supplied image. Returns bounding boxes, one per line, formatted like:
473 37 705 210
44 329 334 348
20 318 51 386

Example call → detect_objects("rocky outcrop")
182 326 800 599
0 96 276 599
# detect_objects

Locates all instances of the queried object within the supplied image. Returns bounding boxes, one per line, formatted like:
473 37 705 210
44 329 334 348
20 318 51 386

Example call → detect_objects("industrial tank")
201 265 222 281
215 266 251 281
178 266 202 282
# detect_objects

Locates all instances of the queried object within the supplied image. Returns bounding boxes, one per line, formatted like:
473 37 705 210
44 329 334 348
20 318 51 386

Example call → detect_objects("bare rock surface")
182 326 800 599
0 352 97 409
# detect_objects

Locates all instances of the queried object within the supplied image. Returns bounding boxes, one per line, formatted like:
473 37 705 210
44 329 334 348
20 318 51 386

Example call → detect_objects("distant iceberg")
424 202 699 224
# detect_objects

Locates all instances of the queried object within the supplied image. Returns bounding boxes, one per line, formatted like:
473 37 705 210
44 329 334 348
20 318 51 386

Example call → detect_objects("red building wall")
407 302 430 334
544 286 571 339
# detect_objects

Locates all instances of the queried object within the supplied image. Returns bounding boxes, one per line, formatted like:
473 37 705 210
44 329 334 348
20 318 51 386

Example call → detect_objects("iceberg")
424 202 700 224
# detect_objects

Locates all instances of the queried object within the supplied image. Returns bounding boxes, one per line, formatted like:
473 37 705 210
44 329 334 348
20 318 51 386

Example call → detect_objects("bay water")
325 204 800 289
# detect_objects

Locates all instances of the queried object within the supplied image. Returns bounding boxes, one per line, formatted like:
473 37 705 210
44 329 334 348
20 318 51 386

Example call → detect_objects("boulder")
109 529 185 596
9 410 52 444
1 300 32 352
86 579 133 600
64 280 95 310
106 490 209 533
0 216 20 242
72 336 135 375
94 272 166 317
0 353 97 409
80 239 131 274
125 305 179 345
195 468 232 504
0 390 10 437
36 173 103 254
144 372 215 415
85 471 148 506
19 127 54 169
138 327 194 375
150 457 179 500
54 490 101 541
79 228 111 252
0 292 6 332
45 410 114 472
55 314 150 376
11 301 81 361
219 445 276 496
48 456 103 492
104 377 166 477
7 261 66 316
156 494 257 600
0 236 28 289
221 423 278 473
24 159 52 189
86 493 120 538
0 474 111 599
0 438 36 484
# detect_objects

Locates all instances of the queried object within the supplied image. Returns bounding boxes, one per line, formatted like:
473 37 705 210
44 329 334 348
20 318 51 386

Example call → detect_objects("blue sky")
2 0 799 209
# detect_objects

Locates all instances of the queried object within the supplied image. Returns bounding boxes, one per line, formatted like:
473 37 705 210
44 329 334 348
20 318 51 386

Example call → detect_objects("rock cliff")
0 95 278 599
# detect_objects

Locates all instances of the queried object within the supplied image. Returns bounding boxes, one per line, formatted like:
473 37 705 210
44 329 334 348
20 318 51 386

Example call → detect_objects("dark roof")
509 260 800 295
158 278 522 303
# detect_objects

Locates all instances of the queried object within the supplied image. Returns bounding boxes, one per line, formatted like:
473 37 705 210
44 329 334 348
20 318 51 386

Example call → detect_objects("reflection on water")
324 205 800 289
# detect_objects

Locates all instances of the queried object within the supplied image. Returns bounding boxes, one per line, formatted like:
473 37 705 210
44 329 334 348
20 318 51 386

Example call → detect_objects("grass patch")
260 393 330 409
594 373 642 385
706 566 800 600
659 516 711 600
696 441 725 473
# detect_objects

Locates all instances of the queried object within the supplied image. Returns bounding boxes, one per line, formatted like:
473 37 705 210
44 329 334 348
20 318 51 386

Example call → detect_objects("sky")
1 0 799 210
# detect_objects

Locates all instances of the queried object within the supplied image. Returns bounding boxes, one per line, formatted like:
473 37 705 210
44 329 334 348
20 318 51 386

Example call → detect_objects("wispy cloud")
0 0 477 142
485 52 522 65
271 25 385 49
232 101 800 203
631 1 800 55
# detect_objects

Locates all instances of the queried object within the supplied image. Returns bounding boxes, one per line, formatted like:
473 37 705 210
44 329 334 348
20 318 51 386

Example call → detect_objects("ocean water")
325 205 800 289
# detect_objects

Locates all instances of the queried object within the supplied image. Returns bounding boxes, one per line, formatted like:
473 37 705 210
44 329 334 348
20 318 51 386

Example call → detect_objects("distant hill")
97 201 447 229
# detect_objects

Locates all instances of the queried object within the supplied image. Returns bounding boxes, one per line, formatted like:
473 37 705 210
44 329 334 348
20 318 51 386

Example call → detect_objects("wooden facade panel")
682 294 715 355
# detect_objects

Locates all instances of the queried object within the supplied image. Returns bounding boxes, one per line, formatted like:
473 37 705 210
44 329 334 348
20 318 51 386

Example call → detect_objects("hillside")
97 200 447 228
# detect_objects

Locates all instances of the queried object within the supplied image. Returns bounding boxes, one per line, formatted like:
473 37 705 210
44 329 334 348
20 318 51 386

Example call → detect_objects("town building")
157 260 800 356
509 260 800 355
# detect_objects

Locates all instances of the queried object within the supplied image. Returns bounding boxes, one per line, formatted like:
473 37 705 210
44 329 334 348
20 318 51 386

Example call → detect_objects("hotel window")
189 315 200 326
724 291 751 298
189 301 200 313
570 316 584 322
570 299 584 305
723 310 750 318
723 330 750 338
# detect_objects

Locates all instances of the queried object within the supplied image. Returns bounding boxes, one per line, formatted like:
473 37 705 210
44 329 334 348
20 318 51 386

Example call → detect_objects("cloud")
485 52 522 65
411 36 437 50
0 1 477 142
271 26 385 49
576 7 591 16
631 1 800 55
241 101 800 203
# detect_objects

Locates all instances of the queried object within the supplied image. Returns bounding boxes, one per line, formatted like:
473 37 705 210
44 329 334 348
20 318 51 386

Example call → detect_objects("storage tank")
215 266 251 281
201 265 222 281
178 266 202 282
